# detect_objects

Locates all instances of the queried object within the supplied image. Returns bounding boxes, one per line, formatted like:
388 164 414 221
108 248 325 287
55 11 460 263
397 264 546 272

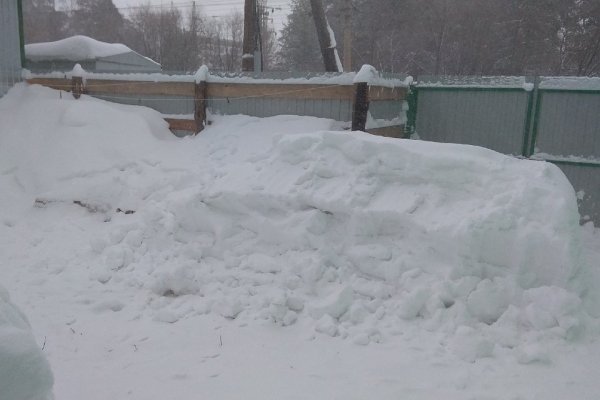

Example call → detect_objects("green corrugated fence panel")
0 0 22 98
415 88 528 155
534 91 600 159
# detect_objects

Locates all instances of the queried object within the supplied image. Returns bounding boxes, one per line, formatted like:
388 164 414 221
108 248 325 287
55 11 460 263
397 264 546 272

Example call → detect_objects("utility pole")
309 0 340 72
242 0 256 71
242 0 263 72
343 0 352 71
258 0 270 70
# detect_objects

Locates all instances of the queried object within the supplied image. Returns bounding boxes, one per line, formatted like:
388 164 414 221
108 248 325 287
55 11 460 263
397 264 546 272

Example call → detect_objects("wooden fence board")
367 125 405 138
86 80 195 97
164 118 199 132
27 78 71 91
207 82 355 100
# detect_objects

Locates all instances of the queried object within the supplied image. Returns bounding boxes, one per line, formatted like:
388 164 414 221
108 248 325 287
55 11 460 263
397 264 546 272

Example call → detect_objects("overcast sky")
111 0 293 31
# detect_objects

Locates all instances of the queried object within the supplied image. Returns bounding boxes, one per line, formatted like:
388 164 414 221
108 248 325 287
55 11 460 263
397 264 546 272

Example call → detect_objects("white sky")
111 0 293 31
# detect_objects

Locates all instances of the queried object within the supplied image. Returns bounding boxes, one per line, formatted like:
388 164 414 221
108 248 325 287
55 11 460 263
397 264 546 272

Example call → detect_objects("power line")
32 1 291 14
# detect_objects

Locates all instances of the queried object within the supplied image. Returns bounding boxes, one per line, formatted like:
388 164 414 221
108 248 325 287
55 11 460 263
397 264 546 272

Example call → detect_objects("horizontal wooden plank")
27 78 72 91
86 80 195 97
207 82 355 101
369 86 407 101
366 125 405 139
164 118 199 132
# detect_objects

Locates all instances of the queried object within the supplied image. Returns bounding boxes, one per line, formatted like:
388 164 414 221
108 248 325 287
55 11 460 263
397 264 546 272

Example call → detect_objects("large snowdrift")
2 84 596 358
0 284 54 400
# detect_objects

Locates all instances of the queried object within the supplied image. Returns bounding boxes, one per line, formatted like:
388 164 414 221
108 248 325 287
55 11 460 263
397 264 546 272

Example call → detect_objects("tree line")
281 0 600 76
23 0 600 76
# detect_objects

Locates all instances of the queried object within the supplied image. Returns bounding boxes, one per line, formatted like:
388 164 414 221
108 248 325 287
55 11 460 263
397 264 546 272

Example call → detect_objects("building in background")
0 0 24 98
25 35 162 73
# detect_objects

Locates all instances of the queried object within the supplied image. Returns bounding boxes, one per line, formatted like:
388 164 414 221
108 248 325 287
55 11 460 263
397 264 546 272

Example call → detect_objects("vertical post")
404 84 418 139
310 0 339 72
17 0 26 68
242 0 256 71
194 81 208 134
521 77 537 157
352 82 369 131
528 79 544 157
342 0 352 71
71 64 85 99
71 76 84 99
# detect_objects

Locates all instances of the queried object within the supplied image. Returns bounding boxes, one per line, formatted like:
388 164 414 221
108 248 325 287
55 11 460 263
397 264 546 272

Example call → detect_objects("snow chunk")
354 65 378 84
194 65 209 83
0 284 54 400
71 63 86 78
309 285 354 320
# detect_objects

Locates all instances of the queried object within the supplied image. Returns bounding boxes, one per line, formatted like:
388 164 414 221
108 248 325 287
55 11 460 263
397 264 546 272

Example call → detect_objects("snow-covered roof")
25 35 133 62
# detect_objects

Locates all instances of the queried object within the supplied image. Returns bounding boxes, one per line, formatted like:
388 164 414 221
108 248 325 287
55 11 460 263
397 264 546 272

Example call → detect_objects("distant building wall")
0 0 23 97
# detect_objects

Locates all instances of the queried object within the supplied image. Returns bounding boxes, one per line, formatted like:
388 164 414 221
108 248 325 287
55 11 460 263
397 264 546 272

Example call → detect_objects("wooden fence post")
352 81 369 131
194 81 208 134
71 76 84 99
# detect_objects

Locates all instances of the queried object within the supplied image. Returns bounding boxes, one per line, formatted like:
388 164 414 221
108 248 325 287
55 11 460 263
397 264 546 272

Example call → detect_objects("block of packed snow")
0 284 54 400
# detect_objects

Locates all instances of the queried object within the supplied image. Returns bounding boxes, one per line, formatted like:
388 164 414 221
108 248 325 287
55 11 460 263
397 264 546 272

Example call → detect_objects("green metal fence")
409 76 600 225
0 0 24 98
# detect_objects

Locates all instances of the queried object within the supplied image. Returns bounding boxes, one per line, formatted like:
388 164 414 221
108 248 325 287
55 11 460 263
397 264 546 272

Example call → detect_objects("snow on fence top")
25 35 132 62
416 75 529 89
539 76 600 91
23 65 411 88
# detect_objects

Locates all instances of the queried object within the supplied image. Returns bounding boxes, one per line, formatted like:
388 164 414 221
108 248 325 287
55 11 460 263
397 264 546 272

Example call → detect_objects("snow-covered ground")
1 84 599 400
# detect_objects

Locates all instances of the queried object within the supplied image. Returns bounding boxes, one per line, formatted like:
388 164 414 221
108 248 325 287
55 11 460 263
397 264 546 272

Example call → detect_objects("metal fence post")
404 83 418 139
521 77 537 157
528 77 544 157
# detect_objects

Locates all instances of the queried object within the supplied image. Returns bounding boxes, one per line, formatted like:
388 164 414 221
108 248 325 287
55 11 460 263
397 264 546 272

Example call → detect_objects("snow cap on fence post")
353 64 378 84
194 65 209 134
71 63 85 79
194 65 209 84
70 63 85 99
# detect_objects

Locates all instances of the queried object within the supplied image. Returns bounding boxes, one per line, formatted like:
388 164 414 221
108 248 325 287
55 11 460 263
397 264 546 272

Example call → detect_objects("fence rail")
26 70 409 138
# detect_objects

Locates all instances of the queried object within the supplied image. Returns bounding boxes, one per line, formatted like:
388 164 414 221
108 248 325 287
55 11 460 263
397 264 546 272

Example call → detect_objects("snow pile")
92 129 591 352
25 35 131 62
0 84 173 195
1 83 597 363
0 284 54 400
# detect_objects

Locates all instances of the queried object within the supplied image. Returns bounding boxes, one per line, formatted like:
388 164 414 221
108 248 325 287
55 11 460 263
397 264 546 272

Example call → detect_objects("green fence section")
410 76 600 225
0 0 23 98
